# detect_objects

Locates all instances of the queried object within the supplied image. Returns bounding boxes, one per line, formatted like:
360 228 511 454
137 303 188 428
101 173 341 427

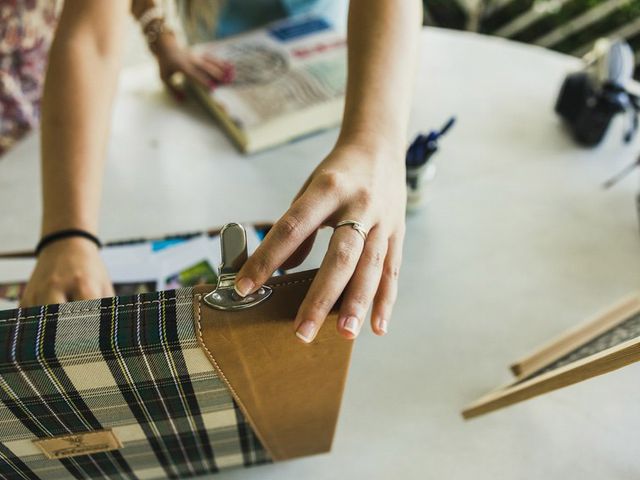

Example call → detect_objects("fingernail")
296 320 317 343
235 277 254 297
342 316 360 337
378 318 388 335
223 65 235 83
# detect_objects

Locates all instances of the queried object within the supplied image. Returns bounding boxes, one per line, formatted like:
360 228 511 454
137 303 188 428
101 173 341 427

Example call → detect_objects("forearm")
40 0 129 236
338 0 422 152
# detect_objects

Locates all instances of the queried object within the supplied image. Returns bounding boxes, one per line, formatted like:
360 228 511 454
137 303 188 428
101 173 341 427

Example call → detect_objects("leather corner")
192 270 354 461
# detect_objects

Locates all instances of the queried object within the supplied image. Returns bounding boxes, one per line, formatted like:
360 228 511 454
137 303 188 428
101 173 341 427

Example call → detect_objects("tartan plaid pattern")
0 289 270 480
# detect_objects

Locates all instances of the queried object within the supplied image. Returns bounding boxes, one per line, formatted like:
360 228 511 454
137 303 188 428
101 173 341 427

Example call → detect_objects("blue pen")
406 116 456 212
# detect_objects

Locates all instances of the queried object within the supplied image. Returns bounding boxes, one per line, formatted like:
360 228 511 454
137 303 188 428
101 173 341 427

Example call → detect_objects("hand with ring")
234 141 407 342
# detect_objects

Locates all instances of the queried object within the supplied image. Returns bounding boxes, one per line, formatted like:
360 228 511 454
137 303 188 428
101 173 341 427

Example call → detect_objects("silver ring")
334 220 368 241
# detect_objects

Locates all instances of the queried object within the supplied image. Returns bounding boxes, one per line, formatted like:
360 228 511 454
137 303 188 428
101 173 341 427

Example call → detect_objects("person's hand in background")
131 0 234 101
21 238 114 307
153 31 234 101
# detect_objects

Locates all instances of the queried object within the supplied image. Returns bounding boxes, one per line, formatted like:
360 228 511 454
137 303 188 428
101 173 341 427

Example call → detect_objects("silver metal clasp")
203 223 272 310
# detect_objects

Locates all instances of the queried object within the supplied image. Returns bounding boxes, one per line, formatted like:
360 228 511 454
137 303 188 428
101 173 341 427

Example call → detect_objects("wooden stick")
462 335 640 420
509 293 640 379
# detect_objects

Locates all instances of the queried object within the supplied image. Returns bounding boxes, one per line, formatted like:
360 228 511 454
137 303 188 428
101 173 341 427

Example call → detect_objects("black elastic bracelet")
35 229 102 256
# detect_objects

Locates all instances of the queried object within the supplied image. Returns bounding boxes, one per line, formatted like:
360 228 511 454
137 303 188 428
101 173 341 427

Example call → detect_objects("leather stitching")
194 294 277 460
267 277 312 288
0 295 193 323
2 278 314 323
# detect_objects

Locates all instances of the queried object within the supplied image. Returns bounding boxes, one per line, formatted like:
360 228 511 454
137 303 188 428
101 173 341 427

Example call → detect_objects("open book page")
195 16 346 129
0 228 266 309
157 235 219 290
0 259 35 310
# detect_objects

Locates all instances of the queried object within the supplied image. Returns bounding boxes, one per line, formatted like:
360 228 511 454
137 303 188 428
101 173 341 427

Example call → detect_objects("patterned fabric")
0 288 269 479
0 0 59 156
425 0 640 76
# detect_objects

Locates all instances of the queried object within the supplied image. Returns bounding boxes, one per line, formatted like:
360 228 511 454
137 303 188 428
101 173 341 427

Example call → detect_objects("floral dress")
0 0 59 156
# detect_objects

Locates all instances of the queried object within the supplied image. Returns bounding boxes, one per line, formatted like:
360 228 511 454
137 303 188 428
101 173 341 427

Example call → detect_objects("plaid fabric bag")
0 224 353 479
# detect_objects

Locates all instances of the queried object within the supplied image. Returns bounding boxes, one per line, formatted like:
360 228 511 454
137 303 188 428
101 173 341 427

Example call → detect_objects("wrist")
143 18 175 57
42 217 98 239
40 236 100 252
36 229 102 257
335 129 405 161
152 30 179 58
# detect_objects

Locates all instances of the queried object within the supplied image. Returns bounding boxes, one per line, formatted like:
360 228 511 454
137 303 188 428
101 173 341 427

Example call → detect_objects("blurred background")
425 0 640 78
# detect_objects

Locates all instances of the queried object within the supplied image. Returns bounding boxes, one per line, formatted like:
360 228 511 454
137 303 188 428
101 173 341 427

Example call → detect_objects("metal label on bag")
33 430 122 459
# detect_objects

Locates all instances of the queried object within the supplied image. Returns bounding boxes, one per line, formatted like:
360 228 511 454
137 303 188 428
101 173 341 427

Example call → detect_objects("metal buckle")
203 223 272 310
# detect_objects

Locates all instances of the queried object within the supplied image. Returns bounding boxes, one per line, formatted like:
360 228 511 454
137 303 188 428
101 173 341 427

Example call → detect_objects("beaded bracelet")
138 6 164 31
137 6 173 53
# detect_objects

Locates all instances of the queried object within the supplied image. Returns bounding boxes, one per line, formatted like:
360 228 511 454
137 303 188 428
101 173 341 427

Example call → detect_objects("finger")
102 282 116 297
184 64 214 89
235 181 340 296
19 284 35 308
194 56 227 82
201 54 229 70
21 289 67 308
279 176 317 269
294 225 366 343
69 284 104 302
201 56 235 83
337 226 387 339
280 231 317 270
371 229 405 335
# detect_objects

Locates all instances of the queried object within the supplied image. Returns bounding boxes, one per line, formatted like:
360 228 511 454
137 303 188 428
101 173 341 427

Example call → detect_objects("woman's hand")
21 238 114 307
154 32 234 101
235 141 407 342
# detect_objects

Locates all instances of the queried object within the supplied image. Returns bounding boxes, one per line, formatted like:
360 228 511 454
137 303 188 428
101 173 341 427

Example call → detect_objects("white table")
2 28 640 480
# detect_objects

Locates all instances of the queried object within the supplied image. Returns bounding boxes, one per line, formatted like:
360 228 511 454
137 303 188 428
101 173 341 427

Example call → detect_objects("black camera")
555 38 640 147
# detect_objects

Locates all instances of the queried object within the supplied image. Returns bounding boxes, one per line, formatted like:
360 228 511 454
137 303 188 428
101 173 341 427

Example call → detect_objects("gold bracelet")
138 5 163 31
143 18 173 52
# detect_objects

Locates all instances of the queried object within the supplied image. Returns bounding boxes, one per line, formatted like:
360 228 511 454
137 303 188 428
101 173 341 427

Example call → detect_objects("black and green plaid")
0 288 269 480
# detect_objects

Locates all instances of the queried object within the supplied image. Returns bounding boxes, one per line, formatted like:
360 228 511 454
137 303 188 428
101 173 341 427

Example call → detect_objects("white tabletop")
2 27 640 479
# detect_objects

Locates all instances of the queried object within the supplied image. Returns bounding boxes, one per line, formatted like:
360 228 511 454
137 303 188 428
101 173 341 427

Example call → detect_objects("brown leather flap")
193 270 354 461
